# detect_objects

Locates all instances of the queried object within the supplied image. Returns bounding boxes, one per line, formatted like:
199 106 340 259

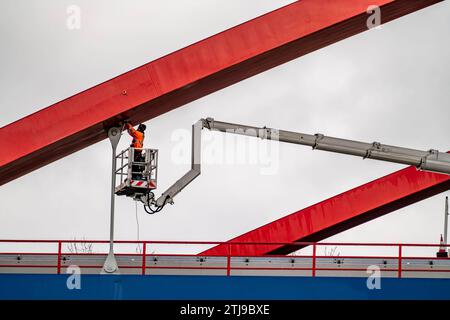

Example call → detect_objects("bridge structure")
0 0 449 300
1 239 450 299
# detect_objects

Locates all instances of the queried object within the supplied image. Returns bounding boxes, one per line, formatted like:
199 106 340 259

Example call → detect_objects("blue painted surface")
0 274 449 300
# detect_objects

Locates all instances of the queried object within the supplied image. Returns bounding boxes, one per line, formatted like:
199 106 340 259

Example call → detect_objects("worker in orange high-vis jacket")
126 122 146 149
126 122 147 180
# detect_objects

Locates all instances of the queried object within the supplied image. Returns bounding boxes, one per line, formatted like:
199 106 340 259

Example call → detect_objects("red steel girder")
0 0 443 185
201 165 450 256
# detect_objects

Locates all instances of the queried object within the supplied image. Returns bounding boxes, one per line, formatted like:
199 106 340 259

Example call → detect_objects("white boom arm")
154 117 450 206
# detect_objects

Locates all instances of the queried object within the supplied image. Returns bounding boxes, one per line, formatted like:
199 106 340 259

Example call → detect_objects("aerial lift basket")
114 147 158 197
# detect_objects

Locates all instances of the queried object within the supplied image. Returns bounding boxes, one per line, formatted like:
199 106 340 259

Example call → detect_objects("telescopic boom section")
204 118 450 175
154 120 203 206
153 117 450 206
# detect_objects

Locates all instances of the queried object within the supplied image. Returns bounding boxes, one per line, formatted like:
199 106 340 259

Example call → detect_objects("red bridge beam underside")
201 165 450 256
0 0 442 185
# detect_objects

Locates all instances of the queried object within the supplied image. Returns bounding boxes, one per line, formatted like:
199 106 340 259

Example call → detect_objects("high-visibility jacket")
126 123 144 149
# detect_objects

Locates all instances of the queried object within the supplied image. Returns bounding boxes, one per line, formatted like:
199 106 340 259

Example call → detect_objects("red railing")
0 239 448 277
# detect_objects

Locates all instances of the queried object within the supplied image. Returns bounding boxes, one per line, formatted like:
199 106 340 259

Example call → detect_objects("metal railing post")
57 241 62 275
398 245 402 278
226 243 231 276
312 243 317 277
142 242 147 275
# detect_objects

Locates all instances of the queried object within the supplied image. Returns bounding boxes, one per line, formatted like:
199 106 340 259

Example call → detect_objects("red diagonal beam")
0 0 442 185
201 165 450 256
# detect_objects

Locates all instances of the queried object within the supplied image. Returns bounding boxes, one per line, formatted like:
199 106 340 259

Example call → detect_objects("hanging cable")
135 201 141 254
135 201 140 240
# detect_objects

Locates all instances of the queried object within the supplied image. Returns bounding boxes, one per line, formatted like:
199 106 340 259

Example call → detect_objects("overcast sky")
0 0 449 256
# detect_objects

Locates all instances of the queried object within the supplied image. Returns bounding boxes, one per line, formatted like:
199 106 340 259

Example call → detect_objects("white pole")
445 196 449 250
102 126 122 274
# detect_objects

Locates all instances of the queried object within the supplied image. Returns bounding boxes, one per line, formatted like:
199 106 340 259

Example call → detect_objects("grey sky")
0 0 449 256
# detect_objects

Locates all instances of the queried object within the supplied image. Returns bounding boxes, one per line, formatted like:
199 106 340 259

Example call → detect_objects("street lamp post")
102 126 122 274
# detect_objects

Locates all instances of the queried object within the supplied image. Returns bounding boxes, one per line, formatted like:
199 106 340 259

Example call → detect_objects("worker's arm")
126 123 138 138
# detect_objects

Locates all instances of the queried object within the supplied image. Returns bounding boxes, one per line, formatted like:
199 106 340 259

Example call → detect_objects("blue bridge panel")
1 274 449 300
